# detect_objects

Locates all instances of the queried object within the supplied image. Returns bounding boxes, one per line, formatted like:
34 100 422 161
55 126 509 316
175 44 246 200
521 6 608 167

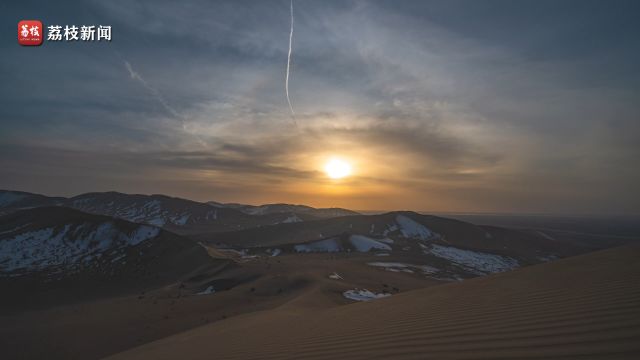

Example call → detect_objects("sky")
1 0 639 214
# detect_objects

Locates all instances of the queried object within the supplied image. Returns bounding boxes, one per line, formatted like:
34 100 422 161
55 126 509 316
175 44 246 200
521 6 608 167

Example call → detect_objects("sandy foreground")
1 252 438 359
106 245 640 360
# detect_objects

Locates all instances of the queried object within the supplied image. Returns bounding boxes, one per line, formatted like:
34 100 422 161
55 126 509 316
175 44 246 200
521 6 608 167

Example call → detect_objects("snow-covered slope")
425 244 520 275
349 235 392 252
0 207 215 279
279 214 303 224
395 215 438 240
292 233 394 253
0 222 159 274
68 192 247 228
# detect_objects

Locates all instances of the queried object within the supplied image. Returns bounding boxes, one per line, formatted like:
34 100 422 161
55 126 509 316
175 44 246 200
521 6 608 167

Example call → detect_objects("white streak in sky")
124 60 209 148
285 0 296 123
124 61 184 125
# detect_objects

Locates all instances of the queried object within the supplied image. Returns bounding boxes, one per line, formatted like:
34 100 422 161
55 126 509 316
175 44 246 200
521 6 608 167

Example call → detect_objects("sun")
324 158 352 179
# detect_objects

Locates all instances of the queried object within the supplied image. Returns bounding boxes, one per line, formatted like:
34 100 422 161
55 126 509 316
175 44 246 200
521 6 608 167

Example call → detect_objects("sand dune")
107 245 640 360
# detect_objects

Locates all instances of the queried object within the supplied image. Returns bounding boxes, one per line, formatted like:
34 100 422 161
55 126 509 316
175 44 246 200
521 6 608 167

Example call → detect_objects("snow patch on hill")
294 238 341 253
427 244 519 274
537 254 559 263
70 198 214 227
329 272 343 280
197 285 215 295
0 223 160 273
343 289 391 302
349 235 392 252
281 214 302 223
294 235 393 253
537 231 555 241
395 215 436 240
368 262 439 275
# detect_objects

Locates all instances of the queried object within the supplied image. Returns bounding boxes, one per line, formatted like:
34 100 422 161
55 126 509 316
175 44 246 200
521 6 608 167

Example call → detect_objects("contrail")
124 60 183 124
285 0 296 122
124 60 209 148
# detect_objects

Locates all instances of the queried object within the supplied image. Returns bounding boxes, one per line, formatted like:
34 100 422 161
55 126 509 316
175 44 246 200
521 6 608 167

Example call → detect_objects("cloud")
1 0 639 213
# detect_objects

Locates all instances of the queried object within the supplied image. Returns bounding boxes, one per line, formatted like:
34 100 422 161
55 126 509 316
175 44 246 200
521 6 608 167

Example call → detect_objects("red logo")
18 20 43 46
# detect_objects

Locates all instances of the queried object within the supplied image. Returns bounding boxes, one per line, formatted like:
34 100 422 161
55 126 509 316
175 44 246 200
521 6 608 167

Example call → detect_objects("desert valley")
1 189 638 359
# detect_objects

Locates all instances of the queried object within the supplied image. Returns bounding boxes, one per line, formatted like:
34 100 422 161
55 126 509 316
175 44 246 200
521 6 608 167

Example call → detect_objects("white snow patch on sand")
281 214 303 223
343 289 390 302
349 235 392 252
427 244 519 274
329 272 343 280
225 249 257 259
197 286 215 295
224 249 247 256
537 254 559 263
294 238 341 253
537 231 555 241
395 215 436 240
368 262 439 274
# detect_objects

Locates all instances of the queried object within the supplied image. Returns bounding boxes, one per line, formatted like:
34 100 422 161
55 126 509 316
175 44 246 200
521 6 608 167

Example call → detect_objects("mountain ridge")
0 190 359 231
